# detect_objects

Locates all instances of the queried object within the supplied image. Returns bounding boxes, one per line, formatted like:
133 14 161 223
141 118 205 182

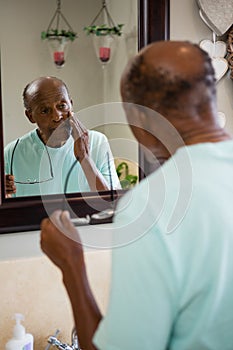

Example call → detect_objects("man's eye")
41 108 50 114
59 103 68 110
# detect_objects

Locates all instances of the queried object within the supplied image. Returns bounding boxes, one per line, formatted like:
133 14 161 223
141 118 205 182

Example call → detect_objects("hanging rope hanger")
41 0 77 41
46 0 74 33
90 0 116 28
83 0 124 37
41 0 77 68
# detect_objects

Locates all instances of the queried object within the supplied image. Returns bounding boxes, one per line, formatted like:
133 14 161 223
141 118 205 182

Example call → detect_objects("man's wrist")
62 249 85 280
79 155 91 164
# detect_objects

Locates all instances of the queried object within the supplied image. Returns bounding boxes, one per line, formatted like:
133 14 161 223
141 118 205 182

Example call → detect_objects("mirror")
0 0 169 233
1 0 138 198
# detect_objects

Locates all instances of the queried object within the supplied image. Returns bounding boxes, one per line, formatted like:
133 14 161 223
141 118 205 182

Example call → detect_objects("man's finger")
60 210 76 231
40 217 50 230
70 119 82 139
76 119 87 133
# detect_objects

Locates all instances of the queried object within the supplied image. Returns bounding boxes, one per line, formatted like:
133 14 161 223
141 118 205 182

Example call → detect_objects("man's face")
25 80 73 147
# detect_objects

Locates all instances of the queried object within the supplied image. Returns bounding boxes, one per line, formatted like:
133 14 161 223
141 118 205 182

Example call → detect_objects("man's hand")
40 210 83 270
70 116 89 162
69 114 109 191
40 210 101 350
5 174 16 197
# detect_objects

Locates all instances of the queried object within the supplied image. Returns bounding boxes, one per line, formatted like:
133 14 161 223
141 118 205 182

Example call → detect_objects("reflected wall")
170 0 233 134
0 0 138 161
0 0 138 198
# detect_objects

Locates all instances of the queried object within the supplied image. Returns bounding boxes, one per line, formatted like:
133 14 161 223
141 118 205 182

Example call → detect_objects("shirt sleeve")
4 142 13 175
91 131 121 190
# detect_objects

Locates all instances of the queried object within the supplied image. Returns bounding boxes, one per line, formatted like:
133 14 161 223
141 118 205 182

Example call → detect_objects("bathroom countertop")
0 222 114 261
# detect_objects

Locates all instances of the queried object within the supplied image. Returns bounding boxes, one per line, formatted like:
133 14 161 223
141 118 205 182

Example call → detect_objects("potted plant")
116 161 138 189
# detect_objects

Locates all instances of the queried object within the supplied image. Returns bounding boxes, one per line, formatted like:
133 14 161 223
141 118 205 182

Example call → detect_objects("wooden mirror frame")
0 0 170 234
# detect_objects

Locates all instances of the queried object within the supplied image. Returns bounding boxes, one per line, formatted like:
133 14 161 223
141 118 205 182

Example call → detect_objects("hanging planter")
41 29 77 68
41 0 77 68
84 1 124 66
84 24 123 63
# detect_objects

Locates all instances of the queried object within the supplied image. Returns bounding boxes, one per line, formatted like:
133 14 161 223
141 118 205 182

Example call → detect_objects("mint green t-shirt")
94 140 233 350
4 129 120 197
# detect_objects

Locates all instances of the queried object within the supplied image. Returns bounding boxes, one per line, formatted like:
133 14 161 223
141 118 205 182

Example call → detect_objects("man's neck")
180 127 232 146
36 128 67 148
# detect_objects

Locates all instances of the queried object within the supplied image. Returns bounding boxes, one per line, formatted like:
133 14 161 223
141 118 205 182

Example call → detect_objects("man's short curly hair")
23 76 71 110
122 43 216 111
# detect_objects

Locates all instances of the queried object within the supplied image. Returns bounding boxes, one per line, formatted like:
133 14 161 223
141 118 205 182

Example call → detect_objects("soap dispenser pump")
5 313 34 350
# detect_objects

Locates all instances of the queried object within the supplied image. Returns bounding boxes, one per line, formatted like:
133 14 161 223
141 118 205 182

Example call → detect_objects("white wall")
0 0 138 148
170 0 233 134
101 0 138 163
0 0 102 145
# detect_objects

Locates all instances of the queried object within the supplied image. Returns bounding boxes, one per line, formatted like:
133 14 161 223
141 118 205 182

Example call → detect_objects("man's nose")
52 109 63 122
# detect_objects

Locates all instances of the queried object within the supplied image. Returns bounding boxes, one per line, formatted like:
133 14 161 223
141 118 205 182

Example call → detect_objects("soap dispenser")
5 313 34 350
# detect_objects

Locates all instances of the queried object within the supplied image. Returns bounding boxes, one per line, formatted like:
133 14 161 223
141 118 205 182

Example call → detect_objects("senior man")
41 41 233 350
5 76 120 197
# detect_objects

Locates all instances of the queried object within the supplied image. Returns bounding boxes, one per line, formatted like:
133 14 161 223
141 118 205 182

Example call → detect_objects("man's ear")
124 106 152 143
25 109 36 124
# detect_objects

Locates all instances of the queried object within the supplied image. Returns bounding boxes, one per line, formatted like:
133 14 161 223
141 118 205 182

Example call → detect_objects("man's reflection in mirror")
4 76 120 197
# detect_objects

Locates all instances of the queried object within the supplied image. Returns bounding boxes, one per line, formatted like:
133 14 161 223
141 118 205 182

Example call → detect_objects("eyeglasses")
10 138 54 184
62 151 115 211
63 152 113 194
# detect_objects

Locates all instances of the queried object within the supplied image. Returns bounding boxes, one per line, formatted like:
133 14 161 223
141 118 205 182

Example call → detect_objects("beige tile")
84 249 112 314
0 250 111 350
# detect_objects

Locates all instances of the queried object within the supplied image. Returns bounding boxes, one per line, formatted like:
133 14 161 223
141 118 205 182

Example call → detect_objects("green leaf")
83 24 124 36
116 162 129 177
116 161 138 189
41 31 47 40
41 29 77 41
